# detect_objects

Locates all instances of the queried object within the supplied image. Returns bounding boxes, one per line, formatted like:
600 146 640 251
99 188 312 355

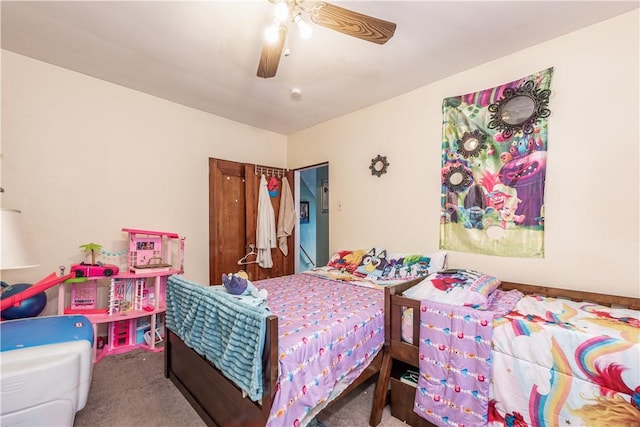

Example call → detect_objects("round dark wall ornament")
488 79 551 139
443 166 473 193
457 129 488 158
370 155 389 177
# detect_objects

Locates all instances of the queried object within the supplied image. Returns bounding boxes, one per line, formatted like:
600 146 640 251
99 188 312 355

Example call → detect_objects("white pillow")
403 269 501 310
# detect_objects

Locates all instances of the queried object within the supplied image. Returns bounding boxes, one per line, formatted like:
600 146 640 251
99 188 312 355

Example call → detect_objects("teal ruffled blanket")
165 275 270 401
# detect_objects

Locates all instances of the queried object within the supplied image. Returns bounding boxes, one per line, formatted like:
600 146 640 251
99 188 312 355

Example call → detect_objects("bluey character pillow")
355 248 389 279
402 269 501 309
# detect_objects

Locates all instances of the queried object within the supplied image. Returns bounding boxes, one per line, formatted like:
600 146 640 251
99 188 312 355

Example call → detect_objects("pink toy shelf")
70 280 97 311
123 228 183 274
59 228 185 364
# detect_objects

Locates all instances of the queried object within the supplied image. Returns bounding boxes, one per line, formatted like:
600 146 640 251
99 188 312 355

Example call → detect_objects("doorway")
294 164 329 273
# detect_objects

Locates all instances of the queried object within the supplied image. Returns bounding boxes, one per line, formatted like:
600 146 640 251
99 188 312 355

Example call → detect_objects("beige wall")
288 11 640 297
1 50 287 314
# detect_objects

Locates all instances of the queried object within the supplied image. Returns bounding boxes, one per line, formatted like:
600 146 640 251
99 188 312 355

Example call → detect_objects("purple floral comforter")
414 300 494 427
256 273 385 427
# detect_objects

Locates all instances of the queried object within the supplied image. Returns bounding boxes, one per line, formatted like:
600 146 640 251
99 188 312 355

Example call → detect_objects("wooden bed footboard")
164 307 389 427
370 281 640 426
164 314 278 427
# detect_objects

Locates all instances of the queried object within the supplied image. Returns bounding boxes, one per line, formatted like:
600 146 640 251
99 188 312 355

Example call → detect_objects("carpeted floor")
74 349 407 427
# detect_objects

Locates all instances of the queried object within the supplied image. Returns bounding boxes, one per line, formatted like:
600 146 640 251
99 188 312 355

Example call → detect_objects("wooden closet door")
209 158 294 285
209 159 247 285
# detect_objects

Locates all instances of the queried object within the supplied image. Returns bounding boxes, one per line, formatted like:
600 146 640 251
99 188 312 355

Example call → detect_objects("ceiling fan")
257 0 397 78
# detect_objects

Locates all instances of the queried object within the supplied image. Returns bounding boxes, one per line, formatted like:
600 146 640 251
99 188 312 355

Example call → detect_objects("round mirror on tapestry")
443 166 472 193
457 129 488 158
501 95 536 125
369 155 389 177
487 79 551 139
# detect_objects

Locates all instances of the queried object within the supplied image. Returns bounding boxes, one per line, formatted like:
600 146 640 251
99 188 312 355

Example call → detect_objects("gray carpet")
74 349 407 427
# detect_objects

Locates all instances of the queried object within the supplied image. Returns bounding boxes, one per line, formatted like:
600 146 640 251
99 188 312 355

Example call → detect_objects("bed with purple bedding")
165 272 420 427
261 273 386 426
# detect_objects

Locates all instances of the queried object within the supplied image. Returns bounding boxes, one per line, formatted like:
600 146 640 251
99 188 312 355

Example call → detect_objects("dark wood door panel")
210 159 294 285
210 159 246 284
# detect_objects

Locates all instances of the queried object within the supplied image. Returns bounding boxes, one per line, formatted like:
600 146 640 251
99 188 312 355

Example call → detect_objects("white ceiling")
2 1 638 135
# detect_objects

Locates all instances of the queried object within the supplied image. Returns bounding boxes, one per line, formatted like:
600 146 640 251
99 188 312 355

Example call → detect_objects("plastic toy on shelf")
58 228 185 364
124 228 183 275
70 242 119 278
69 262 119 278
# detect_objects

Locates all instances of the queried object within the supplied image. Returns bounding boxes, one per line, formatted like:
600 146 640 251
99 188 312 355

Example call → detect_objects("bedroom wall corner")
287 10 639 297
1 50 288 315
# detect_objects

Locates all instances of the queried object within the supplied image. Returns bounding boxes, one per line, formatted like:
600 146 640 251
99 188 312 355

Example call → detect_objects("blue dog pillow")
355 248 388 279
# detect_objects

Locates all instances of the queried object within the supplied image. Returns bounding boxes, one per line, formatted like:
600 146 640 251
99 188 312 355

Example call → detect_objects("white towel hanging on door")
277 177 296 256
256 174 276 268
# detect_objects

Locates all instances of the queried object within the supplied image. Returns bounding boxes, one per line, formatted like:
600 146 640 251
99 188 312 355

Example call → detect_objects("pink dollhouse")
60 228 185 363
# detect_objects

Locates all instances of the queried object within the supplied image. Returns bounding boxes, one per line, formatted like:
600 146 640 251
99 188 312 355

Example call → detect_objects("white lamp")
1 209 40 270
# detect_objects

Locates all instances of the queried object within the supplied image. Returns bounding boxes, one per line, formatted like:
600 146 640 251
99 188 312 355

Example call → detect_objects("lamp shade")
1 209 40 270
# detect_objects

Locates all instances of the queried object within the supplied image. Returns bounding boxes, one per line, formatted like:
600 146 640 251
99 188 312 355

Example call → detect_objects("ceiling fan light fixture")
273 1 289 22
258 1 396 78
264 21 282 44
293 13 312 40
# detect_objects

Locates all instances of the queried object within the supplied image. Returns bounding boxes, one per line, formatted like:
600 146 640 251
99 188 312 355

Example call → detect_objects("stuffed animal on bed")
222 271 248 295
221 271 268 301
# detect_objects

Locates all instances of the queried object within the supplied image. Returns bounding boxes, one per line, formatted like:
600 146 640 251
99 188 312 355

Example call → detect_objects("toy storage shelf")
60 228 184 364
58 270 178 364
114 269 182 279
82 307 167 324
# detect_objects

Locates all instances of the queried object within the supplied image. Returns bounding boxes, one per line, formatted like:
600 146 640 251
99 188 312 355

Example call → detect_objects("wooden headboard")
500 281 640 310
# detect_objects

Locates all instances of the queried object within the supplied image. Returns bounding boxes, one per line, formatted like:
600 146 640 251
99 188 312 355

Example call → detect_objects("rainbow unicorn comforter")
489 295 639 426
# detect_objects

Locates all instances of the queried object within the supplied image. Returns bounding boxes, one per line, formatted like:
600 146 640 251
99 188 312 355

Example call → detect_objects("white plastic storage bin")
1 315 94 427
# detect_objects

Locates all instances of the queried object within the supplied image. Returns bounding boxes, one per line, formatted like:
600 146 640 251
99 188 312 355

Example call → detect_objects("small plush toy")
222 272 248 295
221 271 268 300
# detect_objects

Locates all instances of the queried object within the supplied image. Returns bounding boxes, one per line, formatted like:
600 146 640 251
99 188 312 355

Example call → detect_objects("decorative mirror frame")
369 154 389 177
457 129 488 158
443 165 473 193
487 79 551 139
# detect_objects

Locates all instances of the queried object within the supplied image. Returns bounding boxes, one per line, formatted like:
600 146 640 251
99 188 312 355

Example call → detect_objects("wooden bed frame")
369 281 640 426
164 278 422 427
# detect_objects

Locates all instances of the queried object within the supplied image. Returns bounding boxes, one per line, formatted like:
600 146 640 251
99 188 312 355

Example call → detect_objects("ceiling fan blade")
257 26 286 78
310 2 396 45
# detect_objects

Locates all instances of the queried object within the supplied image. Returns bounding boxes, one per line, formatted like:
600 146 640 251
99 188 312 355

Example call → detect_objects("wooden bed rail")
500 281 640 310
262 314 279 420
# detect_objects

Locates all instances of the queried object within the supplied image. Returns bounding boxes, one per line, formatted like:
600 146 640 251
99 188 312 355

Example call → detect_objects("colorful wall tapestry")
439 68 553 258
